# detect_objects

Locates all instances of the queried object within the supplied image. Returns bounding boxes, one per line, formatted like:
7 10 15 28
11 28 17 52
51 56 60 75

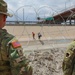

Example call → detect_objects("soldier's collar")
0 29 7 36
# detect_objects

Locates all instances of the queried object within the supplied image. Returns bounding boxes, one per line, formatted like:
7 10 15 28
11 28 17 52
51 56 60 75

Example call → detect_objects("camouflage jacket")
62 41 75 75
0 29 32 75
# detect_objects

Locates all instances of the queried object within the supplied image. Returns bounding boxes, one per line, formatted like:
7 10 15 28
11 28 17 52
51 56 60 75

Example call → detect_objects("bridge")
43 6 75 24
6 6 75 25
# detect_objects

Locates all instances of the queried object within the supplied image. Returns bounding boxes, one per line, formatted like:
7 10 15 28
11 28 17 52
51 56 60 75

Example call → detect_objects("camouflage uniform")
0 29 32 75
62 41 75 75
0 0 32 75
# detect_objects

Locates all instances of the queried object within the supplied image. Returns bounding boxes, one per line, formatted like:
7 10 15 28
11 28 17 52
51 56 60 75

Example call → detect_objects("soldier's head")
0 0 12 28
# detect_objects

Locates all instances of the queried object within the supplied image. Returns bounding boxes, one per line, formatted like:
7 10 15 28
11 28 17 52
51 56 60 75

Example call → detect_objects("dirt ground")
27 47 66 75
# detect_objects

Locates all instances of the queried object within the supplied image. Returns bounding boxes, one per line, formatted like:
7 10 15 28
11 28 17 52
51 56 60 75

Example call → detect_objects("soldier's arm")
7 37 33 75
62 49 75 75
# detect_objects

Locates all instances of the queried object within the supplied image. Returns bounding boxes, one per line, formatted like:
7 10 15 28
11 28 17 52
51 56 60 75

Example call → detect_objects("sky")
5 0 75 21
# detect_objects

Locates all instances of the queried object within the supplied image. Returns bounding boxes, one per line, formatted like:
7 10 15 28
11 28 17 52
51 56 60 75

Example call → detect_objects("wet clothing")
0 29 32 75
38 33 42 40
62 41 75 75
32 32 35 39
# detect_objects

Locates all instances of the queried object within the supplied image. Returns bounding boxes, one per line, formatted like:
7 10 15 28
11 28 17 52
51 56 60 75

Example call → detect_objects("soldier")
0 0 32 75
62 40 75 75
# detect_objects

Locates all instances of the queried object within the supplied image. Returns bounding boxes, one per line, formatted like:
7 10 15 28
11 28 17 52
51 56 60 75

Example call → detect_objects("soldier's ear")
3 15 6 22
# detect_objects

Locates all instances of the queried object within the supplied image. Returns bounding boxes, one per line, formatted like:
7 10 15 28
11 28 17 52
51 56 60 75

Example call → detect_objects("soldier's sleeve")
62 46 75 75
7 37 33 75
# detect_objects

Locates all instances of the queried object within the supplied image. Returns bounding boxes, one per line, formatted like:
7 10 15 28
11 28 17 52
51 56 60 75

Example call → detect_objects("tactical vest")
0 29 14 71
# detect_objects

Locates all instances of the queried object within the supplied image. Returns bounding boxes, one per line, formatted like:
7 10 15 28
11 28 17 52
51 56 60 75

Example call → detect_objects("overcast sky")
5 0 75 21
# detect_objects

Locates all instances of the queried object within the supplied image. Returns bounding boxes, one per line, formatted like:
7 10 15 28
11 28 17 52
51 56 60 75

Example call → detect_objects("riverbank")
4 25 75 40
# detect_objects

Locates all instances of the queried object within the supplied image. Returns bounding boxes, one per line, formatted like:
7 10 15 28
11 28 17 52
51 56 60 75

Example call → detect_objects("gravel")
27 47 67 75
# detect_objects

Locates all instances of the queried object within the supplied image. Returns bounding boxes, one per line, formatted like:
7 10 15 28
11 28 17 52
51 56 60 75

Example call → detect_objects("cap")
0 0 13 17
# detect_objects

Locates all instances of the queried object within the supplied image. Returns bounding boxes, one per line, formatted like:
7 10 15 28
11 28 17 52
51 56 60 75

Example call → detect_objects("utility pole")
23 8 24 24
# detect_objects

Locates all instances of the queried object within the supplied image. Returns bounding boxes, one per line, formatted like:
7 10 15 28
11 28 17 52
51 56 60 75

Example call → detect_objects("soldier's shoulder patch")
9 37 21 48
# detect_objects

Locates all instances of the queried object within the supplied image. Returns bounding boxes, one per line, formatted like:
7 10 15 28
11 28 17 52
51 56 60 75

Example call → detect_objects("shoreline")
4 26 75 40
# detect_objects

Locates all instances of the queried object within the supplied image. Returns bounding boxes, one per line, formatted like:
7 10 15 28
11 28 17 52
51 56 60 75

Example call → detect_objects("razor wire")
6 5 75 56
7 5 75 41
